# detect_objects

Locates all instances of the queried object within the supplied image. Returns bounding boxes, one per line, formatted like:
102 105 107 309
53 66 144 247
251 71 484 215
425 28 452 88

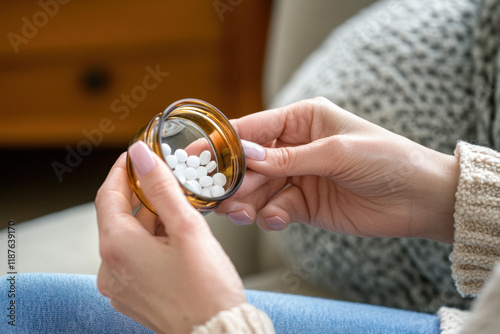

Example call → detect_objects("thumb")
128 141 208 237
241 137 338 178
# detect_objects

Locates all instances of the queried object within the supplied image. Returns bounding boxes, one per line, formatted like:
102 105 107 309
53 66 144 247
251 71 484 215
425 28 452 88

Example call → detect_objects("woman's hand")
217 97 458 243
95 142 245 334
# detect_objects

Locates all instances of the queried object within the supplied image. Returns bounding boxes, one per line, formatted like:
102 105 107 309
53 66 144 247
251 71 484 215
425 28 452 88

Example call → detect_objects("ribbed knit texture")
191 303 274 334
438 307 470 334
451 142 500 296
269 0 499 313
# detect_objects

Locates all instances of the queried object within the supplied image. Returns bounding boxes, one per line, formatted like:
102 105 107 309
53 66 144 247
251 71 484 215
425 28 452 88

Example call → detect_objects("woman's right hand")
217 97 458 243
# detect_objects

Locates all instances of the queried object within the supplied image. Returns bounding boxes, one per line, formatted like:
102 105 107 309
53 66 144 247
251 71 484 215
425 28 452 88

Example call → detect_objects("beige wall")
264 0 379 104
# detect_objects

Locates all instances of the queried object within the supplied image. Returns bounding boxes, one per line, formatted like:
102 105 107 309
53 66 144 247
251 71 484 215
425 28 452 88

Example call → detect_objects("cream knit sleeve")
450 141 500 296
191 303 275 334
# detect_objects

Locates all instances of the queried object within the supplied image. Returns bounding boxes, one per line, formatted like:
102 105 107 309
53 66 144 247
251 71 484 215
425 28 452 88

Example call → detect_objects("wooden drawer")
0 0 269 147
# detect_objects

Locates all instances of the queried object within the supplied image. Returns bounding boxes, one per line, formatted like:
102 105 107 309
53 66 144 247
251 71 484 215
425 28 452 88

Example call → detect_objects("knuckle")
303 96 333 112
275 147 296 175
276 193 295 213
144 176 179 203
309 97 342 116
311 96 330 105
328 135 353 156
145 178 169 197
173 210 207 239
323 136 354 175
99 239 124 265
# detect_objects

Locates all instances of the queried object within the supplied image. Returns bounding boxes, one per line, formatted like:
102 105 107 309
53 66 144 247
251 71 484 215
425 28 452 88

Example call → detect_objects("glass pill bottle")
126 98 246 215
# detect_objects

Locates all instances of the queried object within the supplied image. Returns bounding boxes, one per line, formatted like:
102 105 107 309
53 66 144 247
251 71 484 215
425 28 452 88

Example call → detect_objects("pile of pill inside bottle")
161 143 227 197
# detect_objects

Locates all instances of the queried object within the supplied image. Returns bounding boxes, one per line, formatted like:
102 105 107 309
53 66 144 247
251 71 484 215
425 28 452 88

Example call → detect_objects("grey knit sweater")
266 0 500 314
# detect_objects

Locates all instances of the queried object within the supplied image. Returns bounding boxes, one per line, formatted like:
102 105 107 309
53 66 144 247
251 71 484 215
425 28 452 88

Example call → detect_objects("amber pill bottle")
126 99 246 215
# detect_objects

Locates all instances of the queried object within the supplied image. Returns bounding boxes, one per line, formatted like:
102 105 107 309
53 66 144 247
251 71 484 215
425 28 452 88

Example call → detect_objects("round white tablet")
185 180 202 194
211 185 225 197
213 173 227 187
166 155 177 169
199 150 212 165
187 155 200 168
161 143 171 158
202 187 212 197
173 169 186 184
184 167 197 180
174 149 188 162
175 162 186 173
196 166 208 179
199 175 213 187
205 161 217 173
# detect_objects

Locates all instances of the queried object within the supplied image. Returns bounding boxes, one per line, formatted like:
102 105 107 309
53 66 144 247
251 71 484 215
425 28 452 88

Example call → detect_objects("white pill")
174 149 188 162
211 185 225 197
173 169 186 184
185 180 202 194
184 167 197 180
196 166 207 179
199 150 212 165
213 173 227 186
175 162 186 173
206 161 217 173
187 155 200 168
161 143 171 158
202 186 212 197
199 175 213 187
166 155 177 169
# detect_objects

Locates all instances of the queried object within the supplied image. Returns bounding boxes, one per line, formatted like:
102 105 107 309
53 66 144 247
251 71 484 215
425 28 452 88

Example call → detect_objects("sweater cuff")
438 306 471 334
451 141 500 296
191 303 275 334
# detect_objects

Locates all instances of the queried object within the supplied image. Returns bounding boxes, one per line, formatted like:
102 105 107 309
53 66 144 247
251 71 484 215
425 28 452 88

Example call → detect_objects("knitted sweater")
439 142 500 333
190 141 500 333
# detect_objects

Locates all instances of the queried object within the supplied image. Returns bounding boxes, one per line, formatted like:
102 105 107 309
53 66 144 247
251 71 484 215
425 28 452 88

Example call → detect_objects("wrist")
412 149 458 243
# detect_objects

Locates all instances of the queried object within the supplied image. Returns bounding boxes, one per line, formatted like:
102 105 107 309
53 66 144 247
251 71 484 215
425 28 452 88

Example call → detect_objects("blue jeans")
0 273 440 333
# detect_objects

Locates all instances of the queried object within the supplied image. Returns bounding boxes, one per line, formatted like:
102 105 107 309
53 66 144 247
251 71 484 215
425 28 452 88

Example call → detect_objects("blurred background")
0 0 381 295
0 1 270 227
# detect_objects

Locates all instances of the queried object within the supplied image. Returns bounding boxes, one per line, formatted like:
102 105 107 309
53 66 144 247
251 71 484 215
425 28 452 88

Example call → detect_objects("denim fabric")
1 273 153 334
247 290 440 334
0 273 440 333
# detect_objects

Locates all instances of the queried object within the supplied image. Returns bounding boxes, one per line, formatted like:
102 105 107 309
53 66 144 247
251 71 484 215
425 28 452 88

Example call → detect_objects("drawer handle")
81 66 111 94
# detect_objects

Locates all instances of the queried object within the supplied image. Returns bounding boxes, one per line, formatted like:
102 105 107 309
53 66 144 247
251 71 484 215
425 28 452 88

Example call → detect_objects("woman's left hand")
95 141 245 334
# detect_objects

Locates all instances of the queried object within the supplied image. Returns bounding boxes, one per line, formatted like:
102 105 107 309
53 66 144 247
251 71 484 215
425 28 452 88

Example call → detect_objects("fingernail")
227 210 253 225
241 139 266 161
129 141 156 176
265 216 287 229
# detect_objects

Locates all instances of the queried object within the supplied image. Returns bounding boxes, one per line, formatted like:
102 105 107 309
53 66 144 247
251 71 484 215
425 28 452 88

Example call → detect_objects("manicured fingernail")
129 141 156 176
241 139 266 161
227 210 253 225
265 216 287 229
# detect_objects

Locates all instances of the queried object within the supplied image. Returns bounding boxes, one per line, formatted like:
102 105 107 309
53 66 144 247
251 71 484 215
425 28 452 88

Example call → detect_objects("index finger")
231 98 324 145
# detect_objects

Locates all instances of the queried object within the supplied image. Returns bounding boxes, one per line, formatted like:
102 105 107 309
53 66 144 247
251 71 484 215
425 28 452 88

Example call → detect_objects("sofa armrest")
0 203 265 278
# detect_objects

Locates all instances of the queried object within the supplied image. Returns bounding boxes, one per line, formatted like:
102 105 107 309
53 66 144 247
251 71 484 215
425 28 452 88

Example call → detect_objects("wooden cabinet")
0 1 269 147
